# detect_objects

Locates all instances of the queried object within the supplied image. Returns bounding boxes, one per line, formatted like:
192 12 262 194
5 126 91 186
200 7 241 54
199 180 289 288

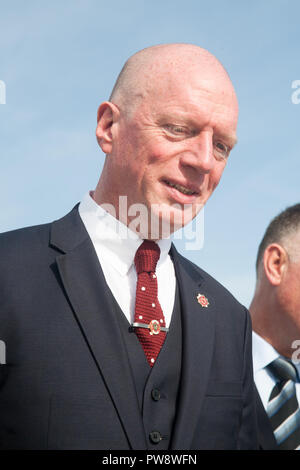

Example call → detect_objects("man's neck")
250 297 300 359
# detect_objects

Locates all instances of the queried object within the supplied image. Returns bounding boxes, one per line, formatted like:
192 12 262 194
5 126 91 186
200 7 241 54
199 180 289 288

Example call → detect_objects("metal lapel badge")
196 294 210 308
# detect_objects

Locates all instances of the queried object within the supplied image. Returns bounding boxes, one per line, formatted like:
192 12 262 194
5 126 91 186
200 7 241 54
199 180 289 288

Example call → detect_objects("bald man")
0 44 258 450
250 204 300 450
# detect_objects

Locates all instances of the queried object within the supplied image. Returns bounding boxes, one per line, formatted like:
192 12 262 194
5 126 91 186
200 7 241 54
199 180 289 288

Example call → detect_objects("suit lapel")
50 206 147 449
170 245 216 450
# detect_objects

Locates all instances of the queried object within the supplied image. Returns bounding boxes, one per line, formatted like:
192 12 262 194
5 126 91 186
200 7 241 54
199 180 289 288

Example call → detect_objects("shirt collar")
78 192 172 276
252 331 300 377
252 331 280 374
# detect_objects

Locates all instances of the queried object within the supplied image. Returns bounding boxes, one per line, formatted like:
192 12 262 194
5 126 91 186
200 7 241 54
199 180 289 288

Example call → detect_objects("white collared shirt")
78 192 176 327
252 331 300 409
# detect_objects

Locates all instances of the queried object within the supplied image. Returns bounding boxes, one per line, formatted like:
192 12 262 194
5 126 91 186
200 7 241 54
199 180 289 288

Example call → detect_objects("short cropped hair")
256 203 300 273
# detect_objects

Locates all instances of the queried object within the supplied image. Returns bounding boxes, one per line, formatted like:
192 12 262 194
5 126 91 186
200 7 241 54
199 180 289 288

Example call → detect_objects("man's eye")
214 141 230 159
164 124 189 135
172 126 185 133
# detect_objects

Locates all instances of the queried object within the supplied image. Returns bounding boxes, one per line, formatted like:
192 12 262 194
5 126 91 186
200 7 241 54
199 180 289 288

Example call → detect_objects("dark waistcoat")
113 285 182 450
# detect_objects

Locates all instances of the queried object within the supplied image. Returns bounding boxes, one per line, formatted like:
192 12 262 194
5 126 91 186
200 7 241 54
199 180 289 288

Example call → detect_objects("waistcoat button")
149 431 162 444
151 388 161 401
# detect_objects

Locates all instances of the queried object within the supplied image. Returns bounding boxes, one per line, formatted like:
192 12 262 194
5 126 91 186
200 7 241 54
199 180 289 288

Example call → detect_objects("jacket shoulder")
0 222 52 253
0 203 80 259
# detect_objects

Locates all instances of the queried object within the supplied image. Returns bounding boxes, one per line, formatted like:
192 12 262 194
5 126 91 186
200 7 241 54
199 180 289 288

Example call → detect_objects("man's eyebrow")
228 135 238 148
157 114 238 147
217 133 238 149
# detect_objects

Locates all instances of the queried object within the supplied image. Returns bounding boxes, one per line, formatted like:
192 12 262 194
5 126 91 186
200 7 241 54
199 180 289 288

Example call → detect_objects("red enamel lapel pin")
197 293 210 308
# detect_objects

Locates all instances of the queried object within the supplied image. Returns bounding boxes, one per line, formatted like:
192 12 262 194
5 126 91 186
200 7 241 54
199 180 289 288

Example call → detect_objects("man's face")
105 70 238 235
278 232 300 331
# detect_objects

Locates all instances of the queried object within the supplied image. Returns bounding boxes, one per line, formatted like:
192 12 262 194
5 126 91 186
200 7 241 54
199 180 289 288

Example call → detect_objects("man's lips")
163 179 200 196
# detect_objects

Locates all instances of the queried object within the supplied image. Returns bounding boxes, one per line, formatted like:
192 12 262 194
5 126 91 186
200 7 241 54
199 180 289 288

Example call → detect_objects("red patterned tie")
133 240 168 367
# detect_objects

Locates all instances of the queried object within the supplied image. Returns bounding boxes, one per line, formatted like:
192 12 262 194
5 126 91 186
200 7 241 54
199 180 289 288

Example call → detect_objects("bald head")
109 43 238 116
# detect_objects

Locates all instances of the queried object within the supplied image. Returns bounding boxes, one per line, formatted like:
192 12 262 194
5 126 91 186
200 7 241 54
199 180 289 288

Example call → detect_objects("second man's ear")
263 243 287 286
96 101 120 154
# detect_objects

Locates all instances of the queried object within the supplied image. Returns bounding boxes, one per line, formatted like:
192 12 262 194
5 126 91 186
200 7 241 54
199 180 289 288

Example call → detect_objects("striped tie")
267 357 300 449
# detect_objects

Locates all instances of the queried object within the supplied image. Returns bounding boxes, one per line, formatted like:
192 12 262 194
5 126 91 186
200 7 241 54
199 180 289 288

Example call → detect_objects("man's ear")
95 101 120 154
263 243 288 286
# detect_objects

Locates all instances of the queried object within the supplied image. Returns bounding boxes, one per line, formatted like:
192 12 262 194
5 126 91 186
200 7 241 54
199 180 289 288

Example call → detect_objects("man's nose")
180 131 215 173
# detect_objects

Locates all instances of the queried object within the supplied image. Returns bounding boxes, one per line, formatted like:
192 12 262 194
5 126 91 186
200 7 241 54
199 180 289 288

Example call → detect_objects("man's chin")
149 203 202 239
123 198 203 239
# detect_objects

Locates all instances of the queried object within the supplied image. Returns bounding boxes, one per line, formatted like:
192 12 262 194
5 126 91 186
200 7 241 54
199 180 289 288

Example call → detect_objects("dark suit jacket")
0 205 259 449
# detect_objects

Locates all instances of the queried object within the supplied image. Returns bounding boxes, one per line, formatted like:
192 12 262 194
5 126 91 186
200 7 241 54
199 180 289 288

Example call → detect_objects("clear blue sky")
1 0 299 307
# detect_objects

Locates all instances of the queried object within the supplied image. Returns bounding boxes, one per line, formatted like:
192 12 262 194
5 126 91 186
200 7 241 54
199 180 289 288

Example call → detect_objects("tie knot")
267 357 300 383
134 240 160 274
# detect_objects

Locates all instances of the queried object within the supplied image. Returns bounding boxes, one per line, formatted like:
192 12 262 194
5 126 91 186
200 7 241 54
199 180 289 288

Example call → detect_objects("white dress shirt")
78 192 176 327
252 331 300 410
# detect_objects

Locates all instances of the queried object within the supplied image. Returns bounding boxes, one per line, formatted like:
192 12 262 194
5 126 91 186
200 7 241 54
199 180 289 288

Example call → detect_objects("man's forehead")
137 73 238 131
140 60 237 111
